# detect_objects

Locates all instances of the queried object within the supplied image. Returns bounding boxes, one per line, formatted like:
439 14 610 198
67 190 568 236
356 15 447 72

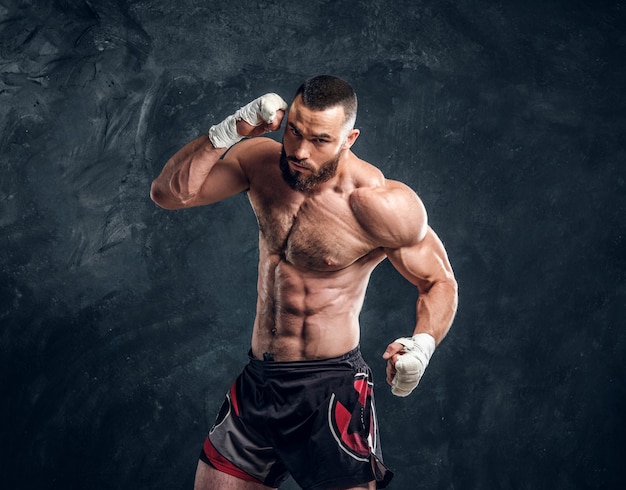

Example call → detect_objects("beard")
279 146 340 192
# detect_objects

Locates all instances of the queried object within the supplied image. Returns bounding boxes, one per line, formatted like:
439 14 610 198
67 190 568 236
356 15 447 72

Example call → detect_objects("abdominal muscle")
250 247 384 361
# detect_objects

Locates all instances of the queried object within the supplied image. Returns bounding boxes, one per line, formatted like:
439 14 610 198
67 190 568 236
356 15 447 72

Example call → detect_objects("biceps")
385 227 454 291
198 158 249 204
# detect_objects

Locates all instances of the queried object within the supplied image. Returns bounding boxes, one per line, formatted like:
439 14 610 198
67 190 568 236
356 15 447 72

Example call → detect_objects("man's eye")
316 139 329 144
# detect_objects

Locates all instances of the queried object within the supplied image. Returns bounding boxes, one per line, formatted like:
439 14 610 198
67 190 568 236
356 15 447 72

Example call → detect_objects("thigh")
194 460 277 490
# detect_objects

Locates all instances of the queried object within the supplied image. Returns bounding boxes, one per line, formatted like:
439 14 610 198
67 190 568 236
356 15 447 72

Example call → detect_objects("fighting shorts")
199 346 393 489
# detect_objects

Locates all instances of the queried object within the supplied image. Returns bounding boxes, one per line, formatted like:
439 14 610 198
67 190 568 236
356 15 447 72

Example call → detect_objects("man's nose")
293 139 311 161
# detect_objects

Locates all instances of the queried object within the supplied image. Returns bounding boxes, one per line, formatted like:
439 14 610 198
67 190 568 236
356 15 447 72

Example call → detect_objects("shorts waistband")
247 345 362 373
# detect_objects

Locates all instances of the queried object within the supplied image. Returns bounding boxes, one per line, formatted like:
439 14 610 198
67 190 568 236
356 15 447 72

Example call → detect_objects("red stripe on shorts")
229 382 240 417
203 436 263 485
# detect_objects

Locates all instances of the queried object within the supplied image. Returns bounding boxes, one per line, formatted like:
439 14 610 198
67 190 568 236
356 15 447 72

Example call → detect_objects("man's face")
279 147 340 192
280 95 351 192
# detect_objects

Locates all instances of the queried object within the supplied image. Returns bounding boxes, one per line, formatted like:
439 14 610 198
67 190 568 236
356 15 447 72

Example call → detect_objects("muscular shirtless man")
151 76 458 490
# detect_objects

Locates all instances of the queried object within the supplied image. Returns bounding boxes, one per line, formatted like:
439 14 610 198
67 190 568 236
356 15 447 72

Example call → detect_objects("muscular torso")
242 140 387 360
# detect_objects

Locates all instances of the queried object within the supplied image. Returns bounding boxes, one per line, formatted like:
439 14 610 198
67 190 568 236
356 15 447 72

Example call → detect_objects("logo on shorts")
210 383 239 434
328 373 376 462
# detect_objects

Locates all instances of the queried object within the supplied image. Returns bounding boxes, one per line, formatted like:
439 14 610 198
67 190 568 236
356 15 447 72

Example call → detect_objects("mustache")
287 157 313 171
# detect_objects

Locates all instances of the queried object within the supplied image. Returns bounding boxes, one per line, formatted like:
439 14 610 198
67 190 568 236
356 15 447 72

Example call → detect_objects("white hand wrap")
208 93 288 149
391 333 436 397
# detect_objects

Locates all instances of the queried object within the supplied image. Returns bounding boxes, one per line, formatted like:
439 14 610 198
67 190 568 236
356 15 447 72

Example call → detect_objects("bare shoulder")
350 173 428 249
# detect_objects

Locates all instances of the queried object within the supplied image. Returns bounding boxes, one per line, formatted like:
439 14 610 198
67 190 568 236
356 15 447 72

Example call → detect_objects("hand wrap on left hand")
391 333 436 397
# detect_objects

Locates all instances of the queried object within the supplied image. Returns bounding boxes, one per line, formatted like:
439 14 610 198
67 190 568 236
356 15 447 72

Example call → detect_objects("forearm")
382 277 456 397
414 277 458 345
150 135 224 209
150 93 287 210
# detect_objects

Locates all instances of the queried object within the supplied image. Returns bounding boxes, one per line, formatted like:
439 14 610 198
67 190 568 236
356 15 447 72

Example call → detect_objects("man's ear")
342 128 360 150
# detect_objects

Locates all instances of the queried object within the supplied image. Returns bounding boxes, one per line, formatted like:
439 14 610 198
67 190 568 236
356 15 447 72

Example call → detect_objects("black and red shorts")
200 346 393 489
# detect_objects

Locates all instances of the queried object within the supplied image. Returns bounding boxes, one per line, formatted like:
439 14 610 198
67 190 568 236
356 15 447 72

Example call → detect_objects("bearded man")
151 75 458 490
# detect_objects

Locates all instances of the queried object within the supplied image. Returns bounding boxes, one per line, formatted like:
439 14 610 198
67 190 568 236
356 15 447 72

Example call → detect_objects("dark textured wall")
1 0 624 488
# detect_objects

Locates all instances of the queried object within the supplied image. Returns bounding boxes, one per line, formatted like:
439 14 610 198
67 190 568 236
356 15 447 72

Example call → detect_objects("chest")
248 186 375 271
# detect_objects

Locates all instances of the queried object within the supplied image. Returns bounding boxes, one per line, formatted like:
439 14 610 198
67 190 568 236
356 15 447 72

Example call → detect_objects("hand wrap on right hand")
208 93 287 149
391 333 436 397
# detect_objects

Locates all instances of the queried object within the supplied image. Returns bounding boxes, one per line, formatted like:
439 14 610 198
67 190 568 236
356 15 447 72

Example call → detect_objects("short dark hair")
295 75 357 130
